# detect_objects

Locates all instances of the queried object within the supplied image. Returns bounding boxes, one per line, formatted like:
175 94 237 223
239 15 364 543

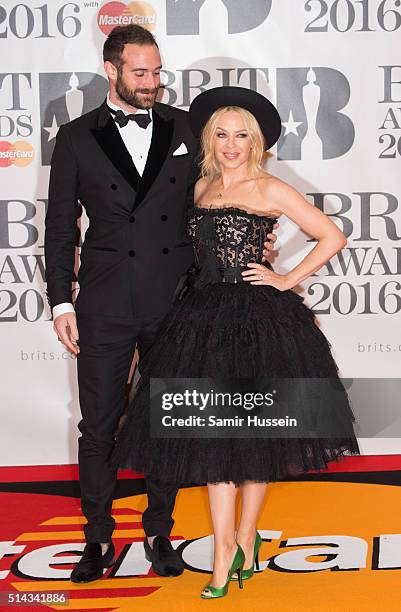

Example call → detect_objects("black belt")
173 264 272 304
219 264 272 284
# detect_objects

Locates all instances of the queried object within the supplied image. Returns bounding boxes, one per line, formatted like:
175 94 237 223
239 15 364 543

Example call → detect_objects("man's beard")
115 70 159 109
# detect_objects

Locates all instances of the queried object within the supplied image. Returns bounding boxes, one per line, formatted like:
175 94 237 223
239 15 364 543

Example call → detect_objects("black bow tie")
108 106 152 129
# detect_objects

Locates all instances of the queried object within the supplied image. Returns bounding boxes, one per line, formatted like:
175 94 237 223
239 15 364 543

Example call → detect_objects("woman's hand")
242 263 290 291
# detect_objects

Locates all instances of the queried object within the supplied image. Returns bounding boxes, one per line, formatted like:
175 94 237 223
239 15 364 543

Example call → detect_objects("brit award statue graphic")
43 73 84 145
65 73 84 124
301 68 323 160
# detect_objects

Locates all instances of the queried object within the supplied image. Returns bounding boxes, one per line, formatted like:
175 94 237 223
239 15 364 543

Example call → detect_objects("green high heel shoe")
230 531 262 581
200 544 245 599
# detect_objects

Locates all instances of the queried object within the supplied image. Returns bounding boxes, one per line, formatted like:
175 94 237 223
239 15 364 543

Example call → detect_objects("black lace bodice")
187 206 277 283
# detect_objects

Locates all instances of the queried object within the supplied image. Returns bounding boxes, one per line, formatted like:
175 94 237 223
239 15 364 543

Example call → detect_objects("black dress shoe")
70 543 115 583
144 536 184 577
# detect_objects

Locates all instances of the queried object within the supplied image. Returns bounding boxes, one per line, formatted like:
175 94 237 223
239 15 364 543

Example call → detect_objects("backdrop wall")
1 0 400 465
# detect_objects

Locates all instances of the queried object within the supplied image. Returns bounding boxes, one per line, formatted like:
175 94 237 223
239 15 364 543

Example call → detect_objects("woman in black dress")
112 87 360 599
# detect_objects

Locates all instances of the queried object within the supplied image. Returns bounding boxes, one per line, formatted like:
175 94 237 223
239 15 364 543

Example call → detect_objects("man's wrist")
52 303 75 320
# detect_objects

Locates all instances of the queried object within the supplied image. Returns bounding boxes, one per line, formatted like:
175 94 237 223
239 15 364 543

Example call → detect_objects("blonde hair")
199 106 265 179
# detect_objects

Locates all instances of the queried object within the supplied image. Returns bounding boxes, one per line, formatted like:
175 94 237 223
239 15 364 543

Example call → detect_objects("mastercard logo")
98 1 157 36
0 141 34 168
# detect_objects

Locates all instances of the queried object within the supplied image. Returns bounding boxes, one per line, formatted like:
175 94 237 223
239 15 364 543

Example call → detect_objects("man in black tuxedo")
45 24 277 583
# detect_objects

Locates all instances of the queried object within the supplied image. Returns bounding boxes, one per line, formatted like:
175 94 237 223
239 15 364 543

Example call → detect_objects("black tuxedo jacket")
45 99 199 319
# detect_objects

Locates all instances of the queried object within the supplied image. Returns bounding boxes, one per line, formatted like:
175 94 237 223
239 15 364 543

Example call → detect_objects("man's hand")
53 312 80 355
262 221 280 262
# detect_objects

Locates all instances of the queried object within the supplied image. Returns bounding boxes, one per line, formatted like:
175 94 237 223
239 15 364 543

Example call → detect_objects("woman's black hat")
188 86 282 150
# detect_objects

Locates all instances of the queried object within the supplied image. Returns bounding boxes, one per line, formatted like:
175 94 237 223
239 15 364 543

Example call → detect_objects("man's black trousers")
76 312 178 543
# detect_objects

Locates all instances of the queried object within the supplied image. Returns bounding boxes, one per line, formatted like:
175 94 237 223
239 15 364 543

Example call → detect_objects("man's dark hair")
103 25 158 68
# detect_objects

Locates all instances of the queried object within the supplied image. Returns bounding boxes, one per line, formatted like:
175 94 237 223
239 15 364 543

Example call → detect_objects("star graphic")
282 110 303 137
44 116 59 141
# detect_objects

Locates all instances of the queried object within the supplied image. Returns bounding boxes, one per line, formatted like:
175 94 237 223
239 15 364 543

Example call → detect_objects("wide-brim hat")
188 86 282 150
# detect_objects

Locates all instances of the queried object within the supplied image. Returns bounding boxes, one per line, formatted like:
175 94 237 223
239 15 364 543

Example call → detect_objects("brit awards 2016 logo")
306 191 401 316
0 196 50 323
379 65 401 159
0 195 84 324
0 74 34 168
276 67 355 161
0 3 82 38
303 0 401 33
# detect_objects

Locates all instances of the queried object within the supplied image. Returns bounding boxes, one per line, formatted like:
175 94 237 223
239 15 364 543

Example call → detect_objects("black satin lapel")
91 118 141 193
134 110 174 208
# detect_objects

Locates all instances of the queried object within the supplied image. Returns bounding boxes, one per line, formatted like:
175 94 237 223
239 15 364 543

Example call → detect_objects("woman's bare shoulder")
254 172 290 216
194 176 210 202
257 172 291 196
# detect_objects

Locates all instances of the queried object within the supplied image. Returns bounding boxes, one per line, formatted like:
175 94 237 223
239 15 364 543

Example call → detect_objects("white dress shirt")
52 95 153 320
106 93 153 175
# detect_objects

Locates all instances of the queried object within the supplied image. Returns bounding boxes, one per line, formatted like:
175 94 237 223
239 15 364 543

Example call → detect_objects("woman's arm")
243 177 347 290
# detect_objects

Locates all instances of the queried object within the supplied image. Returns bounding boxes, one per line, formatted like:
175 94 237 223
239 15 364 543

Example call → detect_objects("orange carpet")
1 460 401 611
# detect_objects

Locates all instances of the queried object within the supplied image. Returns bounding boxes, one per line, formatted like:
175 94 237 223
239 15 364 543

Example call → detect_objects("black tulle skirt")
111 283 360 484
